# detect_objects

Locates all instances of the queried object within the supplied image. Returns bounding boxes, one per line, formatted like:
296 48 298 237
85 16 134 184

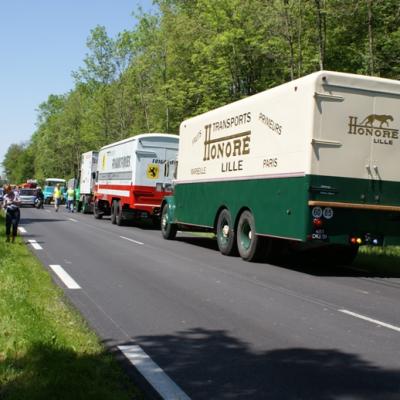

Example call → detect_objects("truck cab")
44 178 66 204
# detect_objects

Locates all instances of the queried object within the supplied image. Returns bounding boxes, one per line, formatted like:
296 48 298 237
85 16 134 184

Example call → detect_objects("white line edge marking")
28 239 43 250
68 218 78 222
339 309 400 333
49 265 81 289
118 345 191 400
18 227 27 234
120 235 144 245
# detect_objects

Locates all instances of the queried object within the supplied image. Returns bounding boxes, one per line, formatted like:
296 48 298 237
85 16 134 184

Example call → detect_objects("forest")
3 0 400 183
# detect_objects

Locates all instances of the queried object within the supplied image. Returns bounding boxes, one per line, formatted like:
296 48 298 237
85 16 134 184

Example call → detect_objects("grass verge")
0 216 142 400
355 245 400 276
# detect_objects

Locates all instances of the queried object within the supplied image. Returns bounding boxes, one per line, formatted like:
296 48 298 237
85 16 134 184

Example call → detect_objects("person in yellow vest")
66 187 75 213
53 184 62 212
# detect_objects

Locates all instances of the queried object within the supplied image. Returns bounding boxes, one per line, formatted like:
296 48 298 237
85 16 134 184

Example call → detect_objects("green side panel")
171 174 400 245
309 175 400 206
174 177 310 241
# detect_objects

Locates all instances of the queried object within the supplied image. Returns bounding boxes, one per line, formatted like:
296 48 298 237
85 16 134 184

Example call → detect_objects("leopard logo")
360 114 394 128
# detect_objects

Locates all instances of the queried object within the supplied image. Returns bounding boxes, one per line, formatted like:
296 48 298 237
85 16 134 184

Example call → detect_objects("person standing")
66 186 75 212
35 187 44 209
3 184 21 243
53 184 62 212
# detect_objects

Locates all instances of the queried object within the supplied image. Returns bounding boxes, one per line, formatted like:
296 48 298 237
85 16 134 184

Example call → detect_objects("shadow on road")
176 235 219 251
118 327 400 400
174 235 400 278
20 218 66 225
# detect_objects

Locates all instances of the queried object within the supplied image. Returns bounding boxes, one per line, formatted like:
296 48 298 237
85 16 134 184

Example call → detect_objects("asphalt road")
18 205 400 400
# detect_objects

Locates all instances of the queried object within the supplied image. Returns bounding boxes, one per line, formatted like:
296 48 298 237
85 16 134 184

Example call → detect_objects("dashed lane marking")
118 345 191 400
18 227 27 234
68 218 78 222
120 235 144 245
49 265 81 289
28 239 43 250
339 309 400 333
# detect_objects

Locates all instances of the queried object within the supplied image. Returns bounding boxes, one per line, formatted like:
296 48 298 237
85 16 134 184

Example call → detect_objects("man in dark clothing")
3 185 21 243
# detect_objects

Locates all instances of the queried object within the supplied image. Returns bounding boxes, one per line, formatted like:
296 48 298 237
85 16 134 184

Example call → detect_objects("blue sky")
0 0 155 176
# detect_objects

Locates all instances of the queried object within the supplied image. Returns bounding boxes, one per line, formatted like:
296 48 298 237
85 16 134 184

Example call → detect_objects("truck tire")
161 204 177 240
115 201 124 226
111 201 117 224
237 210 263 262
94 202 102 219
216 209 237 256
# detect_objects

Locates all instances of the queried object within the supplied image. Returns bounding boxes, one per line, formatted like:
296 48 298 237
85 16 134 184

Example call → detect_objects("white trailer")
161 70 400 263
93 133 179 225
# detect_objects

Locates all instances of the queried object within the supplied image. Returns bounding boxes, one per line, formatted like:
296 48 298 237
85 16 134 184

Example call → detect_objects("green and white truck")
161 71 400 264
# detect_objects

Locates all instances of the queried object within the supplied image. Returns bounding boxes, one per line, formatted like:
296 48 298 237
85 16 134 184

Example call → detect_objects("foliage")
3 0 400 180
0 216 142 399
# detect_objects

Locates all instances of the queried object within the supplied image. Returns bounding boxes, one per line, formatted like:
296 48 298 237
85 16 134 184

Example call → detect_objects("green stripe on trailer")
172 174 400 245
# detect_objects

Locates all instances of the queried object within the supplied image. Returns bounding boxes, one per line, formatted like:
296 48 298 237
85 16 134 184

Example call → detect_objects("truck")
43 178 66 204
93 133 179 225
76 150 98 213
161 70 400 264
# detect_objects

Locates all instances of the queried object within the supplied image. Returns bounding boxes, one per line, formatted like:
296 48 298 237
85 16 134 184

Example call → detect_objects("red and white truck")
93 133 179 225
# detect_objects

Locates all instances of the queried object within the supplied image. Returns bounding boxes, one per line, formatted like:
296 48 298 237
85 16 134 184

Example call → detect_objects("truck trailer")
161 70 400 264
93 133 179 225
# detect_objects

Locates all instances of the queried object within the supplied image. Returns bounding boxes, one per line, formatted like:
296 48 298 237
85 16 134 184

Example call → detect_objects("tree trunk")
367 0 375 75
315 0 325 70
283 0 295 80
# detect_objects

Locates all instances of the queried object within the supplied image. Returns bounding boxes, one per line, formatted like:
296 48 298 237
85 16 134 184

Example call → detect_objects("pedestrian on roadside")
66 186 75 212
53 184 62 212
3 184 21 243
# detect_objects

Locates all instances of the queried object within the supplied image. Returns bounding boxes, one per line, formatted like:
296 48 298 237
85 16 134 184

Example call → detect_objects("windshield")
45 181 65 187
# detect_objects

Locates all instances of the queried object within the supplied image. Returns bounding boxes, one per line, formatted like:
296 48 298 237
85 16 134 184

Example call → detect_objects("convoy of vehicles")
160 70 400 264
10 71 400 266
93 133 179 225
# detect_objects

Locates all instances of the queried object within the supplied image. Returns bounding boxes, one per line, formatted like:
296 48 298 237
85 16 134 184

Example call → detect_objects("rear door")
312 83 400 205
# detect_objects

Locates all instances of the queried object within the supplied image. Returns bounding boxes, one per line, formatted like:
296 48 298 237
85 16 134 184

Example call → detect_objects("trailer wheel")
161 204 177 240
111 201 117 224
94 202 102 219
216 209 237 256
116 201 124 226
237 210 263 262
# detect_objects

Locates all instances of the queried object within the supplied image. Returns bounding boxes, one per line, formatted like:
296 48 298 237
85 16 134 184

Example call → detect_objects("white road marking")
28 239 43 250
118 345 191 400
49 265 81 289
120 236 144 245
18 227 27 234
68 218 78 222
339 309 400 333
45 210 51 213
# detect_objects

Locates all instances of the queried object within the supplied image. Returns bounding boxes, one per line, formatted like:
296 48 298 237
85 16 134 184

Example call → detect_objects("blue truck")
43 178 66 204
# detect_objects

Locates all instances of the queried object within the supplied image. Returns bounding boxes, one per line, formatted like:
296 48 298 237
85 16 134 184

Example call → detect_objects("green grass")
355 246 400 275
0 216 143 400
